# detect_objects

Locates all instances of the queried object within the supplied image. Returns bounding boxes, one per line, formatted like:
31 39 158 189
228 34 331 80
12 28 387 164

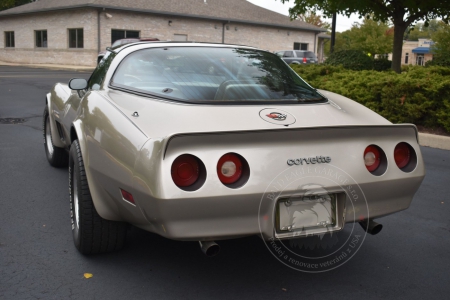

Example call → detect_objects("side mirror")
69 78 88 90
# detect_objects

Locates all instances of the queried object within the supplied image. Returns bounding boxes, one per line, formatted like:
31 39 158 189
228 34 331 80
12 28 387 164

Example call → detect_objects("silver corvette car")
44 42 425 257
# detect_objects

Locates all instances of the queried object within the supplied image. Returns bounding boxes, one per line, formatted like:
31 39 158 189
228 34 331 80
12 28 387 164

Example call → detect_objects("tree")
298 12 331 30
406 19 442 41
325 18 393 57
348 18 393 57
280 0 450 73
0 0 34 12
431 23 450 62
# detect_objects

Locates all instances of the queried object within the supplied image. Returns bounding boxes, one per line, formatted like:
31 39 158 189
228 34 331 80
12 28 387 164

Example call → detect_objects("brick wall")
0 8 318 67
0 9 98 66
99 10 316 53
224 22 316 52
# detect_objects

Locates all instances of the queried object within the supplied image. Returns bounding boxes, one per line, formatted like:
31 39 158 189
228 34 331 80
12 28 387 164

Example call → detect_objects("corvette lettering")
287 156 331 166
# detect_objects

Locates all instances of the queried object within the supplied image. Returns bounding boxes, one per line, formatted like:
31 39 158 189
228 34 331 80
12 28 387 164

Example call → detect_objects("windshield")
111 47 326 104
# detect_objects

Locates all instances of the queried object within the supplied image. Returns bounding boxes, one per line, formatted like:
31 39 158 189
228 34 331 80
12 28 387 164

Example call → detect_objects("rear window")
110 47 326 104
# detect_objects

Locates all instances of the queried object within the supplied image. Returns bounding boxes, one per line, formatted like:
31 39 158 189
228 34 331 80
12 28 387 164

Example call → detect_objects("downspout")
97 9 101 53
314 32 319 54
222 21 227 44
322 40 329 62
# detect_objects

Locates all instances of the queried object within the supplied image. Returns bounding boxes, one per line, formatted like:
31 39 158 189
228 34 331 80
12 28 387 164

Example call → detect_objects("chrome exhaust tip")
199 241 220 257
359 220 383 235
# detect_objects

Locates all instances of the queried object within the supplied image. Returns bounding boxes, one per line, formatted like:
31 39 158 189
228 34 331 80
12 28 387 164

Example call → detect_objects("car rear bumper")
132 176 423 241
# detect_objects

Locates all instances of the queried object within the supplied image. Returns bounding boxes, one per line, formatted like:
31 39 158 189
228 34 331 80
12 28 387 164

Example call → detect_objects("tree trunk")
392 22 408 73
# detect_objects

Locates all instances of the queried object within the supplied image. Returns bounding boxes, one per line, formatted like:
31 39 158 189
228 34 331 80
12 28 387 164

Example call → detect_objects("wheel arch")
70 120 123 222
45 93 66 148
70 125 78 144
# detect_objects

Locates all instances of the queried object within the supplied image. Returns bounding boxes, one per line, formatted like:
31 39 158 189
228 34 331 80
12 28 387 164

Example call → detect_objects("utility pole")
330 12 337 53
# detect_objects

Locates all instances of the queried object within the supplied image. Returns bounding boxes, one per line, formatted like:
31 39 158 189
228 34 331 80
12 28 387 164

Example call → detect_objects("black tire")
69 139 127 254
43 107 68 168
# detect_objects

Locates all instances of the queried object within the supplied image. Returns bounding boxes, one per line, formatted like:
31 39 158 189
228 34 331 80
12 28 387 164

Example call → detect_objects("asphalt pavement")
0 66 449 299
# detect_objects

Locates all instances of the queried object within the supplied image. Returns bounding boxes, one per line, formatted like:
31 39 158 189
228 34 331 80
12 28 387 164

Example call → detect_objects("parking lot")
0 65 449 299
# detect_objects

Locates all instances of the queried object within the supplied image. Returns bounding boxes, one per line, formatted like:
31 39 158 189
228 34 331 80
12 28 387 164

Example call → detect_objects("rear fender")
72 93 149 222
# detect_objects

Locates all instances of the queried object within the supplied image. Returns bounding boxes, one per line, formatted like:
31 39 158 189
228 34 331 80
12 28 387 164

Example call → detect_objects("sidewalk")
418 133 450 151
0 60 95 72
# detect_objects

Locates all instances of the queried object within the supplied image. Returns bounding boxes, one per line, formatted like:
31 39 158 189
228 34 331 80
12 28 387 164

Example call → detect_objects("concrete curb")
419 133 450 151
0 61 94 72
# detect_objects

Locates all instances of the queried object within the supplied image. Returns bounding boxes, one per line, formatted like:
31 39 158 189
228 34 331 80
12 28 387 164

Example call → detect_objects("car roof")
109 41 260 54
275 50 313 52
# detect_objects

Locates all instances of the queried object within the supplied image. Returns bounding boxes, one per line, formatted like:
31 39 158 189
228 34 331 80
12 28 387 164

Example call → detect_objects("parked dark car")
275 50 318 64
97 37 159 64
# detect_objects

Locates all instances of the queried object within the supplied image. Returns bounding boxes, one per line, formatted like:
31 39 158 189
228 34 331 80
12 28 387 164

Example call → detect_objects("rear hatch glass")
111 47 326 104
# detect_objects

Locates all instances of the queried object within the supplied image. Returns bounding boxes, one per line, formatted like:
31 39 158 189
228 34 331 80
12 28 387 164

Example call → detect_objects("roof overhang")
0 4 327 33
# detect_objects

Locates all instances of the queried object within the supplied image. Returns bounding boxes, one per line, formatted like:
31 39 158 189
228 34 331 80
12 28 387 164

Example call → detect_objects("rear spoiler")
162 124 419 159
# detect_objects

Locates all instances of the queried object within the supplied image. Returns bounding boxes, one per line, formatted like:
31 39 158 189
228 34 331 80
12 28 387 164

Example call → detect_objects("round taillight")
364 145 381 172
394 142 411 169
171 154 199 187
217 153 243 184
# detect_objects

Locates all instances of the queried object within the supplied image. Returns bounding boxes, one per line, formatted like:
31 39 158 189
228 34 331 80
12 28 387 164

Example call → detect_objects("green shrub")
292 64 450 133
425 55 450 67
325 50 373 71
373 58 392 71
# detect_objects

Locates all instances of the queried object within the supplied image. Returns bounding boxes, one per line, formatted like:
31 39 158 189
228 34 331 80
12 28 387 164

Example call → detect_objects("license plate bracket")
276 193 344 237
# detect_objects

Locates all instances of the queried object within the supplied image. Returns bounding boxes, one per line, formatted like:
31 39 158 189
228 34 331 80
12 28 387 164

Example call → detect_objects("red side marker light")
120 189 135 204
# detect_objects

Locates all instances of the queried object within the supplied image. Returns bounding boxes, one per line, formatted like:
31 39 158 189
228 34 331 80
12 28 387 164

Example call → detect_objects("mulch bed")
417 125 450 137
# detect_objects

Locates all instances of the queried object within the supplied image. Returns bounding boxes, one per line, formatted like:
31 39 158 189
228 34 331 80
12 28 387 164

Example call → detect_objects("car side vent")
55 121 65 142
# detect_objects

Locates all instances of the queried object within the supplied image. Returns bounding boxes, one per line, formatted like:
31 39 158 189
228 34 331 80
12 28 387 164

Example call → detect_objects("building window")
294 42 308 50
111 30 140 44
5 31 15 48
173 34 188 41
35 30 48 48
68 29 83 48
405 53 409 64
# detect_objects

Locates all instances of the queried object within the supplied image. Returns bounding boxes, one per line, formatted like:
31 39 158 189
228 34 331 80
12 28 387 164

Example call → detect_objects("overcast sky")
246 0 362 32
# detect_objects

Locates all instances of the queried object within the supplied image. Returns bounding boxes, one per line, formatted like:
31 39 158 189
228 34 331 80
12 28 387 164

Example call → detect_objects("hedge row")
325 50 392 71
291 64 450 133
